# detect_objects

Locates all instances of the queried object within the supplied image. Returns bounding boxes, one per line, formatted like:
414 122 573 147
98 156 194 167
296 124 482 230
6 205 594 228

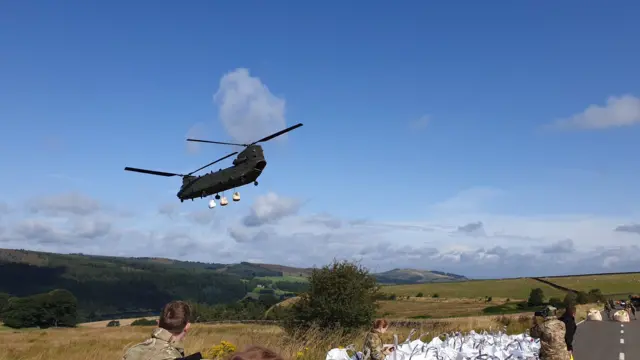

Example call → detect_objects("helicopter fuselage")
177 145 267 201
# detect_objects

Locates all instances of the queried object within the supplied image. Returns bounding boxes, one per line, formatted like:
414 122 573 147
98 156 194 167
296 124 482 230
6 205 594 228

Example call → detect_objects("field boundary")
531 277 577 293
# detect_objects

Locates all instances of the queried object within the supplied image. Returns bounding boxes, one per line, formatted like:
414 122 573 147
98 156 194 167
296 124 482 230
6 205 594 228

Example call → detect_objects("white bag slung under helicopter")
326 330 541 360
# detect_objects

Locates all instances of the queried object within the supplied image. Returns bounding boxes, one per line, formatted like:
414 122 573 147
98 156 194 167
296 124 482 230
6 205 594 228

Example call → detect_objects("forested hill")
0 248 315 321
0 248 466 321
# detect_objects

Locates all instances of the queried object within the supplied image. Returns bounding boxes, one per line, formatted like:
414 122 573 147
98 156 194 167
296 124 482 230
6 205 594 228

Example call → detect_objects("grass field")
541 274 640 295
256 276 308 283
382 278 566 300
0 302 600 360
376 298 493 319
0 317 530 360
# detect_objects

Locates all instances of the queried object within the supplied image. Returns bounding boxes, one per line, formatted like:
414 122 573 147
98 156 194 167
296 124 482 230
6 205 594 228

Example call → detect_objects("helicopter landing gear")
254 181 259 186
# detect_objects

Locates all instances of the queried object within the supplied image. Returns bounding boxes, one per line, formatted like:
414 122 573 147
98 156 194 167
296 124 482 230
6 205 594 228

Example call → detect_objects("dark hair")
228 346 284 360
373 319 389 330
565 304 576 315
158 300 191 334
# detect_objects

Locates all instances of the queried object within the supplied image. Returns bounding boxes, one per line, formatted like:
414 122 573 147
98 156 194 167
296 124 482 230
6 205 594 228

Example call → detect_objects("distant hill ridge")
373 268 468 284
0 248 464 284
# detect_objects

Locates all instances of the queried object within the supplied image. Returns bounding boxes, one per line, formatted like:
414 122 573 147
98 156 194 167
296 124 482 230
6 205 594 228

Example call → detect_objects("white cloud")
2 188 640 279
550 94 640 130
213 68 287 145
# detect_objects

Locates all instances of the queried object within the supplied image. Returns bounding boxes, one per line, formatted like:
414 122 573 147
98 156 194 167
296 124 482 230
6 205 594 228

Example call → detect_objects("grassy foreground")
0 304 599 360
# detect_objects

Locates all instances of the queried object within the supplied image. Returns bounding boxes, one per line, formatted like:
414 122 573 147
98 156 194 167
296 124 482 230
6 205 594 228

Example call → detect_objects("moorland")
1 247 638 360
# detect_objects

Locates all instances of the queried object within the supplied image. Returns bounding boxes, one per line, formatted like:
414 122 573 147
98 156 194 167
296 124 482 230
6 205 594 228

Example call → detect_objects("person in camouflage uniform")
604 301 612 320
530 306 571 360
123 300 204 360
362 319 392 360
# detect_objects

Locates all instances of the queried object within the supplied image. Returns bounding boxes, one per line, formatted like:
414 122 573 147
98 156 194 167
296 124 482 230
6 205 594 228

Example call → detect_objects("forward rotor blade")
252 123 303 144
124 167 181 177
187 151 238 176
186 138 248 147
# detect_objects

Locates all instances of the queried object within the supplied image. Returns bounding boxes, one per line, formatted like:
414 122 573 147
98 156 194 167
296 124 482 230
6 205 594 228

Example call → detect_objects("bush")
107 320 120 327
432 293 440 298
131 318 157 326
576 291 589 305
284 259 379 334
416 292 423 297
548 297 563 307
527 288 544 307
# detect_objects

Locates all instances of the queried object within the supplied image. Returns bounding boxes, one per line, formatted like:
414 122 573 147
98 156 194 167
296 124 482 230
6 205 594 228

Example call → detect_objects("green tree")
576 291 589 304
285 260 379 334
528 288 545 307
587 289 605 303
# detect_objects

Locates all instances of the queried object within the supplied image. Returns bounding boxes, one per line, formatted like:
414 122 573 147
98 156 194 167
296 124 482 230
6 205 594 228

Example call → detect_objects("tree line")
0 289 78 329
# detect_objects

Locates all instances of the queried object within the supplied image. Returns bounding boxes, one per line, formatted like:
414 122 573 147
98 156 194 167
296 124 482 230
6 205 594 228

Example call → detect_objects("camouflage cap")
545 305 557 312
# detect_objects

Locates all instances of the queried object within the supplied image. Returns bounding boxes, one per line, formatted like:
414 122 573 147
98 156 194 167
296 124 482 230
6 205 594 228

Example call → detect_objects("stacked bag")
614 310 630 322
326 330 541 360
587 309 602 321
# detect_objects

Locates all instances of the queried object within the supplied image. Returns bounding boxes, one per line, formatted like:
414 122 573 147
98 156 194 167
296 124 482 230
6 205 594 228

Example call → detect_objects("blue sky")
1 1 640 278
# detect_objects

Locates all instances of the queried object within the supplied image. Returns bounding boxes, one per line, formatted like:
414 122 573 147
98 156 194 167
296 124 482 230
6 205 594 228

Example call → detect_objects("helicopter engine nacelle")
208 200 216 209
232 192 240 201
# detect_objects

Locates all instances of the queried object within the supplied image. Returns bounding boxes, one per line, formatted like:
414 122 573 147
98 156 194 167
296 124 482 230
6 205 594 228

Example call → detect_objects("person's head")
158 300 191 340
372 319 389 333
564 304 576 317
542 305 557 319
228 346 284 360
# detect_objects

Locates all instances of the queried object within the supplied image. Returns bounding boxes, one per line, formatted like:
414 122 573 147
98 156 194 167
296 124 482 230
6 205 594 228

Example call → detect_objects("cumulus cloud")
26 192 101 216
213 68 287 145
550 94 640 130
3 187 640 279
614 223 640 235
457 221 486 237
542 239 575 254
242 192 302 227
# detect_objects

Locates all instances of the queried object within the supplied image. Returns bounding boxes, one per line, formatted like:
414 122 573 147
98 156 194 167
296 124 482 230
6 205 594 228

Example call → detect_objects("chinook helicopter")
124 123 303 208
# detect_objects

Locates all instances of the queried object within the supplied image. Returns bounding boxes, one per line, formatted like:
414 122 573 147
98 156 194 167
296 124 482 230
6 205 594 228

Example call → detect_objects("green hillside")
374 268 467 284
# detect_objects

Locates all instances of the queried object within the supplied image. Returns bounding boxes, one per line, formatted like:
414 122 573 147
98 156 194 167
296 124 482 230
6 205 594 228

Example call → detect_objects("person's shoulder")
122 337 183 360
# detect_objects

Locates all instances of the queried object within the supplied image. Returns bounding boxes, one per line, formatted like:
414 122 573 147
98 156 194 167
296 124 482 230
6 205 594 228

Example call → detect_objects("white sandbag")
326 348 351 360
588 309 603 321
614 310 630 322
327 331 542 360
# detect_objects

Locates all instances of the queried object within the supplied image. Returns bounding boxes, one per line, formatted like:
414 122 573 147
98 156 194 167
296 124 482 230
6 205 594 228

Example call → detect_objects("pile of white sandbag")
587 309 602 321
326 330 541 360
614 310 630 322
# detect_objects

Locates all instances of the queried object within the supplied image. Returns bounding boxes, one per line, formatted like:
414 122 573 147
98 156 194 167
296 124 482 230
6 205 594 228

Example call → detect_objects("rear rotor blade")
251 123 303 144
187 151 238 176
124 167 181 177
186 138 248 147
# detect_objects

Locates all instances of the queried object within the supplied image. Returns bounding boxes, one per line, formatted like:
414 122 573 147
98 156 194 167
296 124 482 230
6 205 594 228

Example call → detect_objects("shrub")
527 288 544 307
432 293 440 298
131 318 157 326
416 292 423 297
203 340 237 359
106 320 120 327
284 259 379 334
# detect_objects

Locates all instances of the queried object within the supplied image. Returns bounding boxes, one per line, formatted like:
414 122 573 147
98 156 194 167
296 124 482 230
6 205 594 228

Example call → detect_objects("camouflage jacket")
122 328 186 360
362 330 385 360
530 317 571 360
